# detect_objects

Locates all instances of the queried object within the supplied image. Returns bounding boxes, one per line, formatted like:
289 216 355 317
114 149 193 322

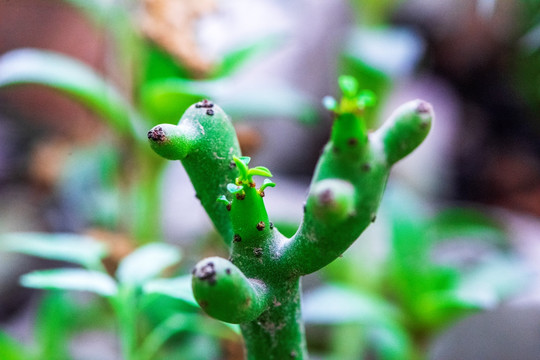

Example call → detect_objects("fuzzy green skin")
148 100 241 244
151 98 433 359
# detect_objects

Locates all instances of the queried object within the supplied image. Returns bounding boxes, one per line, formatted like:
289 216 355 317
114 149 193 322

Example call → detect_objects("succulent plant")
148 76 433 359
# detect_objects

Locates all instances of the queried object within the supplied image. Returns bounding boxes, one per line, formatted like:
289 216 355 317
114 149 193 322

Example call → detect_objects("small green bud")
147 124 189 160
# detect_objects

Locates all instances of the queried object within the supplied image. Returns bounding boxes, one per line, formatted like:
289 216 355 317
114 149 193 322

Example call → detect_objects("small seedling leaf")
232 156 249 179
0 49 147 141
21 269 117 297
259 178 276 192
216 195 230 205
116 243 182 286
338 75 359 98
238 156 251 165
248 166 273 178
357 90 377 108
227 183 244 194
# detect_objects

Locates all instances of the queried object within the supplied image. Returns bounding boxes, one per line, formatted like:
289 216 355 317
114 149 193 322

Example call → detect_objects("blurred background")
1 0 540 359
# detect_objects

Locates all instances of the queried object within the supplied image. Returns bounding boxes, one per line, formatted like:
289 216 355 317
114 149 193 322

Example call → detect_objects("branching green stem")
148 80 433 359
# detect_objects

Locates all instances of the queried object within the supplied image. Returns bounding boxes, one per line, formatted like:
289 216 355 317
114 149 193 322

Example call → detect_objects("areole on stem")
148 77 433 359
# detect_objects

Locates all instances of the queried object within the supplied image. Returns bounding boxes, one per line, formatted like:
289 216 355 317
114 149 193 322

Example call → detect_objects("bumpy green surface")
148 100 241 245
148 81 433 359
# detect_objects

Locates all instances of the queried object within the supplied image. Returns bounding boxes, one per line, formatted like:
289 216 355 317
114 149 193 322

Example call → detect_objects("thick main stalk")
240 278 307 360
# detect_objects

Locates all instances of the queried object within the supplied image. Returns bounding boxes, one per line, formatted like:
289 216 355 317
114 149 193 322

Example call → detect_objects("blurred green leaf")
0 232 108 270
36 292 75 360
218 81 317 123
453 256 530 309
303 284 397 325
140 79 207 125
139 313 238 360
0 331 32 360
58 145 121 229
338 75 359 97
211 36 282 78
163 333 222 360
139 311 240 360
414 291 483 329
367 323 413 360
0 49 147 140
141 77 316 123
21 269 117 297
116 243 182 286
138 313 193 360
143 275 198 307
357 89 377 108
428 208 507 245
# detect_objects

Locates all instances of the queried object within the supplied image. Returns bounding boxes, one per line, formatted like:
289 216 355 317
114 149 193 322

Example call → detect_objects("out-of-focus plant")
146 73 433 359
0 233 239 360
303 185 529 359
0 0 314 244
340 0 424 128
513 0 540 118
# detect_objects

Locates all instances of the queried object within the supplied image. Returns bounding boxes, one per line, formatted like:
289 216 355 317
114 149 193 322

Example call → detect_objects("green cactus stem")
147 99 241 244
149 76 433 359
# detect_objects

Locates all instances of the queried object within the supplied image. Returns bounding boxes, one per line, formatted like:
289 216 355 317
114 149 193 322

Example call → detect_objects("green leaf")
259 178 276 192
428 208 506 246
212 35 282 78
142 77 317 123
0 49 147 140
36 292 75 360
238 156 251 165
143 275 198 307
216 195 230 206
452 256 530 309
232 156 249 180
227 183 244 194
368 324 413 360
217 81 317 123
357 90 377 108
0 330 31 360
21 269 117 297
303 284 397 325
139 79 208 125
338 75 359 97
116 243 182 286
138 313 239 360
138 313 193 360
0 232 108 270
248 166 273 178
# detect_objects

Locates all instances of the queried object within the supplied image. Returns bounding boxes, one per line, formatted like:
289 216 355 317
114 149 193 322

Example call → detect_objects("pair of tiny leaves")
323 75 376 113
217 156 276 205
232 156 272 183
